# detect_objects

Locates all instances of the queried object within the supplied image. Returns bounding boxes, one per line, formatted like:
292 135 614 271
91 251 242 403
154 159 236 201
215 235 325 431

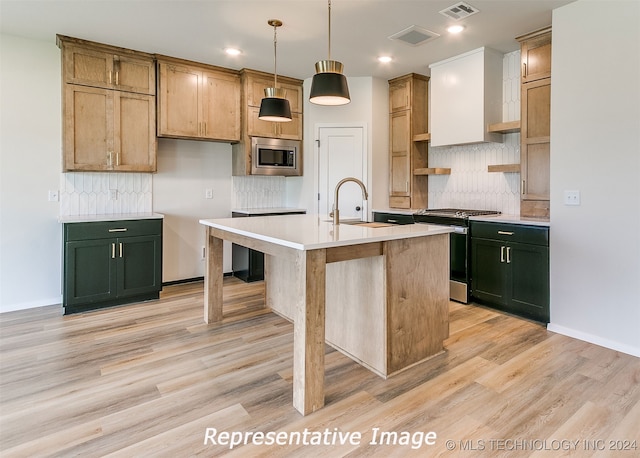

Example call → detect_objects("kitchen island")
199 214 452 415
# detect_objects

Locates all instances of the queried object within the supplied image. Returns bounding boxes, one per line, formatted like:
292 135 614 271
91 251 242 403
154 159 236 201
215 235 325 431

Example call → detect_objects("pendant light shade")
310 0 350 105
259 19 292 122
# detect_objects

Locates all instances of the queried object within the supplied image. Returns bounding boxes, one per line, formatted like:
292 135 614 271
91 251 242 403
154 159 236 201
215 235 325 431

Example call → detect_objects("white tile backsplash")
60 172 152 216
428 50 521 214
232 176 287 209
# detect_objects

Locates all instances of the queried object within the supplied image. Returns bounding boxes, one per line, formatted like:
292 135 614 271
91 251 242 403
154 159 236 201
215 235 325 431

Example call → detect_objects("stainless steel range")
414 208 501 303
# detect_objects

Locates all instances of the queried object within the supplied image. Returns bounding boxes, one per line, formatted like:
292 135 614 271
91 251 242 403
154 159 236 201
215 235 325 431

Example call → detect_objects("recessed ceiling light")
378 56 393 63
224 47 242 56
447 25 465 34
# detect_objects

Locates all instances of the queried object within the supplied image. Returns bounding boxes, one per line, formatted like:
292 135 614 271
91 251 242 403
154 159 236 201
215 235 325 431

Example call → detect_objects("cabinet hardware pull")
108 70 112 85
498 231 514 236
501 246 505 263
204 122 207 136
111 243 116 259
522 63 527 78
506 246 511 264
521 179 526 195
115 71 119 86
119 242 123 258
388 219 398 223
405 181 409 193
108 228 128 232
116 152 120 166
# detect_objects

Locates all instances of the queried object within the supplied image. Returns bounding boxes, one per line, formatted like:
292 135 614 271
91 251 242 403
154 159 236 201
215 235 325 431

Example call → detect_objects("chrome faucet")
331 177 369 225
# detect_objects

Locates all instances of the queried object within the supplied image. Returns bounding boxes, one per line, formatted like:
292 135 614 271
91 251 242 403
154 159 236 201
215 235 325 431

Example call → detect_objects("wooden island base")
201 216 451 415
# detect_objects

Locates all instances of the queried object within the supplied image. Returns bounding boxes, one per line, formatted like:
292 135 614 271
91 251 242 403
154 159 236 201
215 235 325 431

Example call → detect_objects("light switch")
564 190 580 206
48 190 59 202
205 188 213 199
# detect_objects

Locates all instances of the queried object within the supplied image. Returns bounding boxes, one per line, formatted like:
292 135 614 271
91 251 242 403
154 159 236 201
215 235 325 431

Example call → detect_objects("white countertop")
58 212 164 223
469 214 550 227
231 207 307 215
200 214 453 250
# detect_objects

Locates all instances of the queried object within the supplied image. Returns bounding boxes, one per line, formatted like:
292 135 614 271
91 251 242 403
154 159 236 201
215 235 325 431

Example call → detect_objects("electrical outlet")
109 189 118 200
205 188 213 199
564 190 581 206
48 190 59 202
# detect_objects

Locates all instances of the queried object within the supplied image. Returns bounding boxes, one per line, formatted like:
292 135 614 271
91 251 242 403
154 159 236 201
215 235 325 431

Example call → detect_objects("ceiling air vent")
439 2 480 20
388 25 440 46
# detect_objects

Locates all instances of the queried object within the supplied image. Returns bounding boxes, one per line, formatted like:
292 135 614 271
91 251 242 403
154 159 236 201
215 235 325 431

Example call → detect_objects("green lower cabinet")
63 219 162 314
471 222 549 323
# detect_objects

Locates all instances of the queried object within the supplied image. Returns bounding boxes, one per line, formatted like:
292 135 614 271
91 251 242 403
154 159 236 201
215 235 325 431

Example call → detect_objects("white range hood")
429 47 504 147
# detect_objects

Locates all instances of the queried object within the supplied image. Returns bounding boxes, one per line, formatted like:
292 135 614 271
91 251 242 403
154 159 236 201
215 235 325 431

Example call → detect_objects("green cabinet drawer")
471 221 548 246
65 218 162 241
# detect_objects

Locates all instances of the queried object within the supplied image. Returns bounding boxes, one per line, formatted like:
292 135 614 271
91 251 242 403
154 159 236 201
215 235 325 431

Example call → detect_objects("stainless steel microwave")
251 137 302 176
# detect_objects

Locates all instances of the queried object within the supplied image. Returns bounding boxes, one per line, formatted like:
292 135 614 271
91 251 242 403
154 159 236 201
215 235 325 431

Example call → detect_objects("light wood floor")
1 278 638 457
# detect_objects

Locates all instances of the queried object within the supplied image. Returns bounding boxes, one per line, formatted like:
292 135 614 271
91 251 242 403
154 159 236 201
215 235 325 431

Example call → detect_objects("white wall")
286 76 389 216
153 139 233 281
549 0 640 356
0 35 62 312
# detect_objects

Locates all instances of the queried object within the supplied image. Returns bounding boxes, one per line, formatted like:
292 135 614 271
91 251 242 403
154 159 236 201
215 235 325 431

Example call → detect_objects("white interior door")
317 126 366 219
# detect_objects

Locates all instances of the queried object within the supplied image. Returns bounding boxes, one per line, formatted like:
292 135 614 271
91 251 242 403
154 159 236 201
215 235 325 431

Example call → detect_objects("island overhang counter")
199 214 452 415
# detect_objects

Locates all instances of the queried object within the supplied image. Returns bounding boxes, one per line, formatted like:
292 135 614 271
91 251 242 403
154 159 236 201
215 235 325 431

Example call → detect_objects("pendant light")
310 0 351 105
259 19 292 122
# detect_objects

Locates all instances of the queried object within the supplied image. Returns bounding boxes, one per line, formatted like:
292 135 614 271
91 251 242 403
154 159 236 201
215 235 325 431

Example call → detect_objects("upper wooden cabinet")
241 69 303 140
57 36 157 172
57 35 155 95
232 69 304 176
518 27 552 84
63 85 156 172
518 27 552 218
388 74 429 209
156 57 241 142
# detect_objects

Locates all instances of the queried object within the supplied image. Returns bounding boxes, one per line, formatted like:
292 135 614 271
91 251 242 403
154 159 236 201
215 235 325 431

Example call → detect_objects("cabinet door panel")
247 106 277 137
114 55 155 95
65 239 116 306
523 81 551 139
114 92 156 171
277 112 302 140
64 85 112 171
64 45 112 88
202 71 241 141
471 238 508 305
117 235 162 297
390 111 411 197
510 242 549 321
522 142 550 200
521 32 551 83
157 63 200 138
389 79 410 112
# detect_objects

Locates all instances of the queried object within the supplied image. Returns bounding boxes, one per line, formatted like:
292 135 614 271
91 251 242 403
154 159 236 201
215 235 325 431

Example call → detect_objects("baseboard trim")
162 273 232 287
1 296 63 314
547 323 640 358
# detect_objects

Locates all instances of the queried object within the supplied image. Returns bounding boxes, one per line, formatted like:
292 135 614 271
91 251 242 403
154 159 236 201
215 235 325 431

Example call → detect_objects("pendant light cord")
327 0 332 61
273 23 278 88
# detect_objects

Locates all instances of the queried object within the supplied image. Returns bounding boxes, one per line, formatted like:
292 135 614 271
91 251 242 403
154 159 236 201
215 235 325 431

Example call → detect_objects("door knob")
355 206 361 211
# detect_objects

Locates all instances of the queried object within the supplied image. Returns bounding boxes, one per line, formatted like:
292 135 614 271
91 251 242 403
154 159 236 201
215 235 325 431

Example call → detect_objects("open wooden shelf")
414 167 451 176
412 133 431 142
488 164 521 173
488 121 521 134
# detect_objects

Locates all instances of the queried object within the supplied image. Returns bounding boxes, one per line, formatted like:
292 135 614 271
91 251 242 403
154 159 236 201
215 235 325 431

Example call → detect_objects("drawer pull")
108 228 128 232
498 231 514 236
387 219 398 223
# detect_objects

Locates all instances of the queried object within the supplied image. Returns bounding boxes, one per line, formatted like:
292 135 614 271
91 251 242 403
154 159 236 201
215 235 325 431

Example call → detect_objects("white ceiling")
0 0 575 80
